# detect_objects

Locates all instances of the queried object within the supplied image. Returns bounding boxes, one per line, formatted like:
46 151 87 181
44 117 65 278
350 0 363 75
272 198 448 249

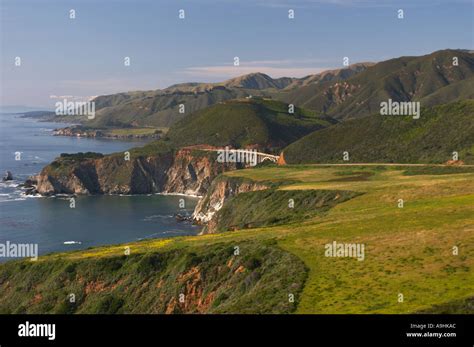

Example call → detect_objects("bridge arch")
259 156 278 163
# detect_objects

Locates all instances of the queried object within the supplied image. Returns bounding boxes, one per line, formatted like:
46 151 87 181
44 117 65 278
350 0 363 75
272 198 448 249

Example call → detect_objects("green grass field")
1 164 472 313
105 127 167 136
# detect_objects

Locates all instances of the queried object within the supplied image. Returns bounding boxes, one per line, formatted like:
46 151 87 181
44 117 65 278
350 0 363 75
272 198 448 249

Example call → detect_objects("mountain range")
8 49 474 315
79 49 473 129
277 49 474 120
84 62 372 128
31 48 474 199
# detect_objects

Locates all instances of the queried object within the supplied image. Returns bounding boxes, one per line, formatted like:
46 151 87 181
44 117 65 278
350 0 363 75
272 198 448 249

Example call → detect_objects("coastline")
156 192 203 199
0 115 198 260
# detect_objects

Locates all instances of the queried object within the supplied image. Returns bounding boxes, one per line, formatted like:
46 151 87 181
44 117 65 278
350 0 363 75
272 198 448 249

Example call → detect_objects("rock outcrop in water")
33 148 239 196
2 171 13 181
31 146 270 234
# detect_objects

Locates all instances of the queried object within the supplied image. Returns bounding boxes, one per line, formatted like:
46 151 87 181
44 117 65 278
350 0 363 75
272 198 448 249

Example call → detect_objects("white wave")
136 233 159 240
161 230 190 234
0 182 20 188
23 194 42 199
156 192 202 198
0 197 27 202
64 241 82 245
142 214 174 221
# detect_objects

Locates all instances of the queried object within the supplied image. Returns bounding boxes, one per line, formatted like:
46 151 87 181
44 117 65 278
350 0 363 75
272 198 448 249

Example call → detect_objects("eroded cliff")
193 176 270 233
0 241 308 314
34 148 238 196
193 175 361 234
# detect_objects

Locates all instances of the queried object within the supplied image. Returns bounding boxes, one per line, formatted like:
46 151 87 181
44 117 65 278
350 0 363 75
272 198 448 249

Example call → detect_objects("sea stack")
2 171 13 181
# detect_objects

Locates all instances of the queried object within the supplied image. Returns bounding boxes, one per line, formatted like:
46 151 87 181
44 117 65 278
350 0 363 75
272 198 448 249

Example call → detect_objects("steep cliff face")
0 241 308 314
163 149 238 195
36 153 169 195
36 159 103 195
35 149 236 196
192 176 269 234
192 175 361 234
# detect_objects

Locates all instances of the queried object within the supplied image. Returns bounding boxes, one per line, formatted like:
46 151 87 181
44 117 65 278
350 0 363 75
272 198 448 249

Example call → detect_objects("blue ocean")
0 113 199 261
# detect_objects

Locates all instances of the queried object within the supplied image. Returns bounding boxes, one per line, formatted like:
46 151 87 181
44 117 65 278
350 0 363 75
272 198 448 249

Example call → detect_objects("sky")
1 0 473 108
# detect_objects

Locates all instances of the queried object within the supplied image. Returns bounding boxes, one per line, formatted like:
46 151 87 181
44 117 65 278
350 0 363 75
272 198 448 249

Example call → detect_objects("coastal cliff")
164 149 239 195
193 176 269 234
192 175 361 234
0 240 307 314
34 148 238 196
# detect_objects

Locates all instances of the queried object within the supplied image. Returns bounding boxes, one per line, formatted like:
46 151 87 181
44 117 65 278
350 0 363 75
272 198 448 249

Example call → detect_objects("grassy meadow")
105 127 167 136
1 164 472 313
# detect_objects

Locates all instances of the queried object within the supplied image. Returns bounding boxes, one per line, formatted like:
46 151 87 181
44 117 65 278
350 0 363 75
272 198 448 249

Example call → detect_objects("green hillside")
165 98 335 152
88 86 253 128
207 188 359 233
2 164 472 313
283 100 474 164
420 76 474 107
46 50 472 129
277 49 474 119
83 73 297 128
0 241 306 314
79 66 371 129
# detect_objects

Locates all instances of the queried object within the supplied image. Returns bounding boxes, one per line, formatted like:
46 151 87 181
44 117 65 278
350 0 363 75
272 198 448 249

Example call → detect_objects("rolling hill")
282 99 474 164
30 98 334 197
88 86 251 128
282 63 373 90
277 49 474 120
164 98 335 152
48 50 473 130
4 164 473 313
80 64 371 128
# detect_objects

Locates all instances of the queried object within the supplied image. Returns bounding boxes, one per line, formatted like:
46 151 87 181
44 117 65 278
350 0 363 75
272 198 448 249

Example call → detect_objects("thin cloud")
182 66 325 79
181 58 332 79
49 95 97 102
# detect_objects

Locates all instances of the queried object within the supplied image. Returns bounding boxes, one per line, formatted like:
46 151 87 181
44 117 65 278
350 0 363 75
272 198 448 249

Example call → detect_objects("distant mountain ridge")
71 49 473 128
85 63 373 128
283 63 373 89
278 49 474 120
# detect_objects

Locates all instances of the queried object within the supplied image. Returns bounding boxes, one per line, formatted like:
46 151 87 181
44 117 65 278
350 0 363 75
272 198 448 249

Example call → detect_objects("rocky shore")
53 126 161 139
25 147 271 234
28 149 233 196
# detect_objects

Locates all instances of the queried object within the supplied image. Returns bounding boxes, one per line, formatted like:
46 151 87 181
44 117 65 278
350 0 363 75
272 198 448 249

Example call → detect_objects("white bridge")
258 152 279 163
191 147 280 165
244 150 280 164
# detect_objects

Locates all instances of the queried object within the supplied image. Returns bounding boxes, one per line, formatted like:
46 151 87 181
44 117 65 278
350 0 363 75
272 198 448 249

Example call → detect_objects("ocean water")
0 114 199 261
